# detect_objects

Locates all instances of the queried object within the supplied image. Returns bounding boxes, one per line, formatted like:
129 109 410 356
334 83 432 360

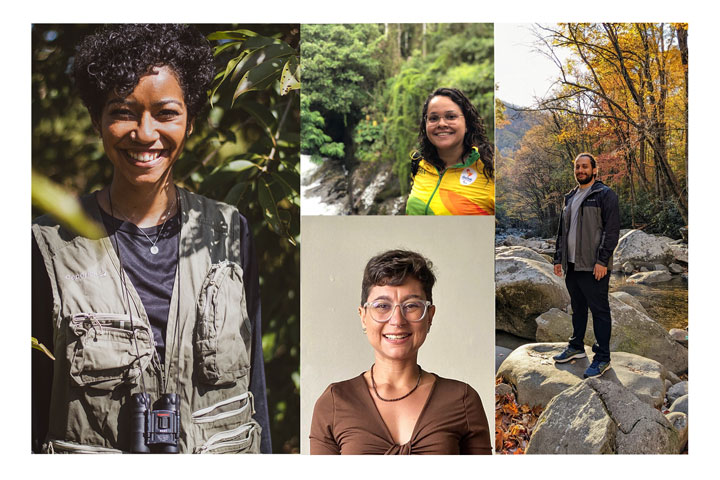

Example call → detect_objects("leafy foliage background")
32 24 300 453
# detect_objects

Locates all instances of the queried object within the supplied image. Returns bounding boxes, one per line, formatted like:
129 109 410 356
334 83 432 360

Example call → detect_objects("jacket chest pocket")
194 261 251 386
66 313 154 391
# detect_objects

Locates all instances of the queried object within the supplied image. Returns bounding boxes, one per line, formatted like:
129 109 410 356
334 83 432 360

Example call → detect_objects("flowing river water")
610 273 688 330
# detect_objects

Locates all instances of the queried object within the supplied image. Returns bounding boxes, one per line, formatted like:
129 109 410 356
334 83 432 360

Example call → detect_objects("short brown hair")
360 249 436 305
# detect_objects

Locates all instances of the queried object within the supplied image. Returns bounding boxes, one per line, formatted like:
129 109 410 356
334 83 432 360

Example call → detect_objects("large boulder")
627 271 673 284
496 343 667 408
535 295 688 374
496 246 550 264
526 377 681 454
614 230 674 266
496 257 570 339
610 291 648 315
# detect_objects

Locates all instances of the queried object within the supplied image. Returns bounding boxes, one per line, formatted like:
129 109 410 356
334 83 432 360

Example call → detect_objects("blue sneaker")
584 359 611 378
553 346 586 363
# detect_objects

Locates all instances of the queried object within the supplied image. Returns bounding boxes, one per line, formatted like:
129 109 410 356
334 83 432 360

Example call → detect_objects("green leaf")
233 58 286 101
271 170 300 196
32 337 55 361
238 100 278 132
31 170 104 239
222 159 259 173
207 30 258 41
241 35 283 51
280 57 301 96
224 182 250 205
258 175 285 237
213 40 243 57
211 53 247 102
230 43 294 85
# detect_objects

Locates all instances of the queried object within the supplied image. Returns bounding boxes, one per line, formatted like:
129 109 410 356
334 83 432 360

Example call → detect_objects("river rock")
664 379 672 391
669 394 688 415
496 257 570 339
496 343 667 408
622 262 635 274
666 370 681 385
653 264 669 271
640 267 649 272
627 271 673 284
614 230 673 266
668 244 688 264
527 377 681 454
496 382 513 397
666 381 688 405
535 296 688 374
496 246 550 264
496 346 513 372
669 263 684 274
610 291 648 315
665 412 688 451
669 328 688 347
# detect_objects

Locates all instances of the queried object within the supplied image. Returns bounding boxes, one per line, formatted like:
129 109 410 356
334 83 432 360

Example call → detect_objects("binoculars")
129 393 180 453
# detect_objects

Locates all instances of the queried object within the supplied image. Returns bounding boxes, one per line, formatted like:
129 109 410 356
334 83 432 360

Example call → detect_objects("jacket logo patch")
460 167 478 185
65 269 108 281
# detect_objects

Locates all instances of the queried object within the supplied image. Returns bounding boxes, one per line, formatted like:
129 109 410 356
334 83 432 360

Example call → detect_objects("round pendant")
150 246 159 255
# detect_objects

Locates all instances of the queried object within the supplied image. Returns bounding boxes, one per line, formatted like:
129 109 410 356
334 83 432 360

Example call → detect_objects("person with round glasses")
406 87 495 215
309 250 491 454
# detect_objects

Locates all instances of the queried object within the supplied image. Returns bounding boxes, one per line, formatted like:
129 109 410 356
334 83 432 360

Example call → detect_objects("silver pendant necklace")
108 190 176 255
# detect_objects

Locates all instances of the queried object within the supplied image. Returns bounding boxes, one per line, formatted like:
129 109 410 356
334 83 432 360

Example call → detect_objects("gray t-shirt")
567 186 593 263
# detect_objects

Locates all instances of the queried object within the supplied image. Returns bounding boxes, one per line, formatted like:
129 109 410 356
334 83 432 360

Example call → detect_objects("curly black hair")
360 249 436 305
418 87 494 180
72 24 215 124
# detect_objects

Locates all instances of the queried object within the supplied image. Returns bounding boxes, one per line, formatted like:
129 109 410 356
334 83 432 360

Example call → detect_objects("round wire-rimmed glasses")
426 113 464 124
363 300 432 323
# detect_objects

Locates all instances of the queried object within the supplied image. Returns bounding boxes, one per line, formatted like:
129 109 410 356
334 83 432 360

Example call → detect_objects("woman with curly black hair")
406 87 495 215
32 24 270 454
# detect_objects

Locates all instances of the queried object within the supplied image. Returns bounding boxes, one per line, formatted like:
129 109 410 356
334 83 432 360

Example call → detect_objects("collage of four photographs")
30 22 688 456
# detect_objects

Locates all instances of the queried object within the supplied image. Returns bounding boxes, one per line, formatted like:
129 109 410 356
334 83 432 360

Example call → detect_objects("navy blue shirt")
32 197 272 453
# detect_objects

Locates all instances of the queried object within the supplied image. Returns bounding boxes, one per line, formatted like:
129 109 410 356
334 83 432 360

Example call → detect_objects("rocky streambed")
300 154 407 215
495 229 688 454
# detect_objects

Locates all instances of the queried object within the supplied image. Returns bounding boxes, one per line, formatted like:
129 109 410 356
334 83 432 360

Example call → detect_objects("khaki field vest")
32 188 261 453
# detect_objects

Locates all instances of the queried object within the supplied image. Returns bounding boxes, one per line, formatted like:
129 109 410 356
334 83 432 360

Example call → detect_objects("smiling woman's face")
425 95 466 156
359 277 435 364
98 66 190 190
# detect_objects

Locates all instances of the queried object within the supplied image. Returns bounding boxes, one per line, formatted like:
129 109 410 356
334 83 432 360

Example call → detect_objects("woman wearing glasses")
406 88 495 215
309 250 491 455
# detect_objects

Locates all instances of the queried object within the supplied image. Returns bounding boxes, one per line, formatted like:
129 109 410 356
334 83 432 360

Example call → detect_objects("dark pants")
565 262 612 362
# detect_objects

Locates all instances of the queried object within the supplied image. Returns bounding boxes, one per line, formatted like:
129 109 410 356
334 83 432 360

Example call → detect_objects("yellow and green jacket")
406 147 495 215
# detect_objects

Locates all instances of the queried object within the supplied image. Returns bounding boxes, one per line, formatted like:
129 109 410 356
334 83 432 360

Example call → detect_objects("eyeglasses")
363 300 432 323
426 113 464 125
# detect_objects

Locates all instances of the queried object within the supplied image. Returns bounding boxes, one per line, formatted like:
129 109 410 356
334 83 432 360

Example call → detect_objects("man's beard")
576 173 594 185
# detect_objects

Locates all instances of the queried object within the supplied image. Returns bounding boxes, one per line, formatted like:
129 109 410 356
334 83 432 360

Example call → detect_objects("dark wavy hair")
72 24 215 124
418 87 494 179
360 249 436 305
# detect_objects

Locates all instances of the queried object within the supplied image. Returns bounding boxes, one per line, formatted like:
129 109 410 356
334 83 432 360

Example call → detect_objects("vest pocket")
194 261 251 386
66 313 154 391
191 392 261 454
